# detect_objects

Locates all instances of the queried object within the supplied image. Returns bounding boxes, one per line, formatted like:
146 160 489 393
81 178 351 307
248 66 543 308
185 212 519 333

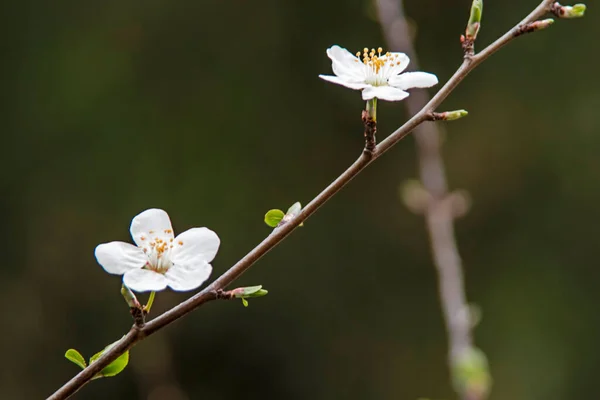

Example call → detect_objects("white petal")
171 227 220 265
319 75 369 90
327 45 366 80
130 208 174 247
362 86 409 101
95 242 147 275
389 72 439 90
383 52 410 77
123 269 168 292
165 262 212 291
327 45 356 64
331 60 366 81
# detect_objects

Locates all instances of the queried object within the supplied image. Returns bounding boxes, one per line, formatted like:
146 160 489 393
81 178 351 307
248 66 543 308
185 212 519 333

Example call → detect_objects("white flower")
95 208 220 292
319 45 439 101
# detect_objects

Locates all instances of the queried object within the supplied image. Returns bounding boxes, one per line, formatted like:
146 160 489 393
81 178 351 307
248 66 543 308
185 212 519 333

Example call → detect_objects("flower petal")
123 269 168 292
130 208 174 247
171 227 220 266
362 86 409 101
95 242 147 275
327 45 366 81
165 262 212 291
327 45 357 64
389 72 439 90
319 75 369 90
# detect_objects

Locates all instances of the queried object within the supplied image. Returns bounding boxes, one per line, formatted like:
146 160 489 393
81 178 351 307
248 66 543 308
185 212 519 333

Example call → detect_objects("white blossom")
95 208 220 292
319 45 438 101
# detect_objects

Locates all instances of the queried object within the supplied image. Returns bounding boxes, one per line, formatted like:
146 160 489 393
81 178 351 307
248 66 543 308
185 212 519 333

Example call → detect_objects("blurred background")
1 0 597 399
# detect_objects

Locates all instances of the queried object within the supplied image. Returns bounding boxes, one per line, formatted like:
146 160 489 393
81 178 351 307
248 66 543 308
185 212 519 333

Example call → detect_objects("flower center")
355 47 404 86
140 230 177 274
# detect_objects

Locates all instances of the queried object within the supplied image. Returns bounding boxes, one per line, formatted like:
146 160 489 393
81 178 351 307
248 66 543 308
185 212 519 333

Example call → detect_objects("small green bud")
558 3 586 18
232 285 269 298
285 202 304 227
443 109 469 121
532 18 555 31
286 202 302 218
466 0 483 39
231 285 269 307
121 284 141 309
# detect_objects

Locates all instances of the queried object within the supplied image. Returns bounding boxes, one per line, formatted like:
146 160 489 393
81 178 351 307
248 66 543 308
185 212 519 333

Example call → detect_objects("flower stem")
366 98 377 121
145 291 156 314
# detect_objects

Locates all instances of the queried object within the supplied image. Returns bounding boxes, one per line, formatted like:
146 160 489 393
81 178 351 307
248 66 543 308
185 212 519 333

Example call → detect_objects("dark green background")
1 0 597 399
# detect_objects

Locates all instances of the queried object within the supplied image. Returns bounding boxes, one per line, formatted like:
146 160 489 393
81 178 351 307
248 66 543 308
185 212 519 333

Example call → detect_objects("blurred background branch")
374 0 478 398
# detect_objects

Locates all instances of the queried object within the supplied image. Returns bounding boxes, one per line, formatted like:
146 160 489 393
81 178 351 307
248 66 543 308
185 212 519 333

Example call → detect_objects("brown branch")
48 1 569 398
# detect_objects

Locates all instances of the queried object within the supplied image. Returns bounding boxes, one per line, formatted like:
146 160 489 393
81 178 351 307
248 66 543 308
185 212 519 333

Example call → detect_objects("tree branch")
48 1 569 398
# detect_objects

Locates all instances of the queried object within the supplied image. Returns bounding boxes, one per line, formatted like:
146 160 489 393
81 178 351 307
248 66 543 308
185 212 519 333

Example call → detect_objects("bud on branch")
431 110 469 121
466 0 483 40
551 2 586 18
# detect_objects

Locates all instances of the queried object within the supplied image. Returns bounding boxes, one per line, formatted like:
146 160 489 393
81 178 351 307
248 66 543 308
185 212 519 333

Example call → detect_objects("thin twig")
48 1 565 398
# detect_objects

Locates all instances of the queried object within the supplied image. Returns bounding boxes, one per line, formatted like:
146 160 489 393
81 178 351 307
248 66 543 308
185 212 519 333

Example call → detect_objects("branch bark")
48 1 564 398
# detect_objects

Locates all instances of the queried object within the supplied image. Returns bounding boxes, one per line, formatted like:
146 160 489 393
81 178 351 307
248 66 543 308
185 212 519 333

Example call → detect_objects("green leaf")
89 348 104 365
89 339 130 379
241 298 249 307
247 289 268 298
99 351 129 378
264 209 284 227
65 349 87 369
